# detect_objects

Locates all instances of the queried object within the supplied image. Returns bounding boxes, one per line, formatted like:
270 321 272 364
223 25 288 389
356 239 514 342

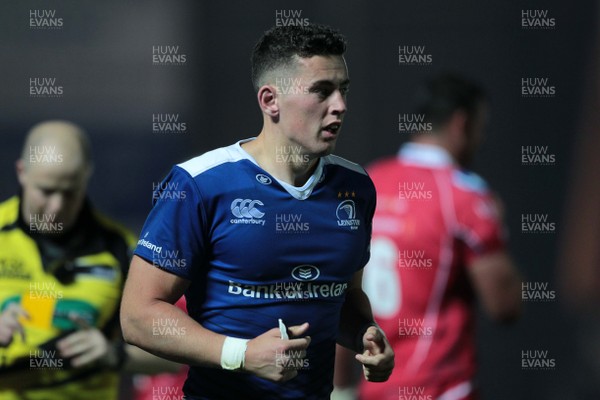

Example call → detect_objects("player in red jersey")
333 74 522 400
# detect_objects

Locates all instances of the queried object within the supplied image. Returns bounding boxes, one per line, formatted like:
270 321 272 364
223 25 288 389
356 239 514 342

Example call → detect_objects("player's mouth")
322 122 342 139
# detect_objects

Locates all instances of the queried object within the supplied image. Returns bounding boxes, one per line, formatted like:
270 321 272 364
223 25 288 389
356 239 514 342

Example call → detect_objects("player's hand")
56 314 118 368
355 325 394 382
244 322 311 382
0 303 28 347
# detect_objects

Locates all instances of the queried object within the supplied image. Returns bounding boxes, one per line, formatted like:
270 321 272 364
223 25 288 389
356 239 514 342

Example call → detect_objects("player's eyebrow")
308 78 350 88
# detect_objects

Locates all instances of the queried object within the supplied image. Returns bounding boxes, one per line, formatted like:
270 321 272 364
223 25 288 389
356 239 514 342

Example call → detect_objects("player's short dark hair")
414 74 486 128
251 24 347 92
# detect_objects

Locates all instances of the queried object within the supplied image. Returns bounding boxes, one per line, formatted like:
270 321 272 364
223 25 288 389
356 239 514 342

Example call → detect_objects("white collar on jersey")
398 142 455 168
235 138 324 201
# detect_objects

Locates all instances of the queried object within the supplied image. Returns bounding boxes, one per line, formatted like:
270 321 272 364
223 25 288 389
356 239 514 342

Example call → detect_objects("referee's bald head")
17 120 93 233
20 120 92 173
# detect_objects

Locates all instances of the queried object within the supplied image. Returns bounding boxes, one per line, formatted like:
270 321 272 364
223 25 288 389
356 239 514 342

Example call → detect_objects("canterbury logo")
231 198 265 219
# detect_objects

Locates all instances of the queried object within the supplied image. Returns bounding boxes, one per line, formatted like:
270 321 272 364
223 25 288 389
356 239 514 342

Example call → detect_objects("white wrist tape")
278 318 289 340
220 336 249 370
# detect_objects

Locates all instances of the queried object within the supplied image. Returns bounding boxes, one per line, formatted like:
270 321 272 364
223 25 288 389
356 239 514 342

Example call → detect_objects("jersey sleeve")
134 166 206 280
453 171 506 266
358 176 377 270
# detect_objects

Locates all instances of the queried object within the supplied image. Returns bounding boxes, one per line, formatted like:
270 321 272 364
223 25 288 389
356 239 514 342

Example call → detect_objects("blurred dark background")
0 1 597 398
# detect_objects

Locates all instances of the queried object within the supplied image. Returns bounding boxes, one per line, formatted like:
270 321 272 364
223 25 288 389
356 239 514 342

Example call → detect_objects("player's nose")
329 90 347 116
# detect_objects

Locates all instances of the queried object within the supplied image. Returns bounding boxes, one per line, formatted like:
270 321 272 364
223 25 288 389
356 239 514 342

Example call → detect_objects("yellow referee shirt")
0 196 135 400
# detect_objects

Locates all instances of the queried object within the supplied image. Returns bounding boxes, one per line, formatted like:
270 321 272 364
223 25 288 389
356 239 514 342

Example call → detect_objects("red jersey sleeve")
452 170 506 266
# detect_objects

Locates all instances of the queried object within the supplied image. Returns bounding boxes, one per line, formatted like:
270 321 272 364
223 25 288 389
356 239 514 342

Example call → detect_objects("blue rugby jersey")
134 139 375 399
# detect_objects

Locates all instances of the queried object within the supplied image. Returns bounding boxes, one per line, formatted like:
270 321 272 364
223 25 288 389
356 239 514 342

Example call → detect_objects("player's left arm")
337 269 394 382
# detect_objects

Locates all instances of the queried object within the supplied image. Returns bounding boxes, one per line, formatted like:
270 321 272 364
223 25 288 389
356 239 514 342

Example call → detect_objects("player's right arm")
120 255 310 382
463 192 522 323
468 251 522 323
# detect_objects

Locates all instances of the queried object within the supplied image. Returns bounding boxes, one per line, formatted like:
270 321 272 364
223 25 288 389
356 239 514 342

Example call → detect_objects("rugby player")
120 24 394 399
335 74 522 400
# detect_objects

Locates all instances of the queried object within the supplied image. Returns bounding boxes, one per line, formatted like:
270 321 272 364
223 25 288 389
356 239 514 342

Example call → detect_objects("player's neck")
411 133 458 162
242 133 319 187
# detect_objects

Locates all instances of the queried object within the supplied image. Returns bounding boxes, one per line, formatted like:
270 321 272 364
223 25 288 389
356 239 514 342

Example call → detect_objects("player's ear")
446 110 468 147
447 110 468 136
15 158 27 186
257 85 279 118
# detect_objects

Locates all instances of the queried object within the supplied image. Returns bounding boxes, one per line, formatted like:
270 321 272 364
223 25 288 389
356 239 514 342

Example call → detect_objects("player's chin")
314 143 335 158
318 134 338 154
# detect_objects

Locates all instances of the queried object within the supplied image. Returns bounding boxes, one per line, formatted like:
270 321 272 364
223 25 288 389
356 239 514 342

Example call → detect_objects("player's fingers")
355 351 386 366
355 352 368 364
365 363 393 381
287 322 309 337
285 323 310 350
280 368 298 382
360 362 392 382
286 335 311 351
266 327 285 337
282 348 307 360
362 329 384 355
361 336 379 357
362 335 375 354
293 349 307 359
